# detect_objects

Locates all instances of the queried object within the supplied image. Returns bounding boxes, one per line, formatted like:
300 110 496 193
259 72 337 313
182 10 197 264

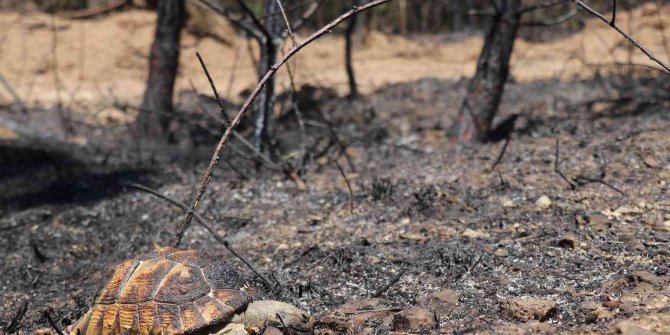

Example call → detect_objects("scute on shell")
70 248 251 335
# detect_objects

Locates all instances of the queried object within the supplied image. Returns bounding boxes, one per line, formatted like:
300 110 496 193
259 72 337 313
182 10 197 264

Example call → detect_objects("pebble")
535 195 552 209
499 298 557 321
392 307 436 331
416 289 460 315
494 248 509 257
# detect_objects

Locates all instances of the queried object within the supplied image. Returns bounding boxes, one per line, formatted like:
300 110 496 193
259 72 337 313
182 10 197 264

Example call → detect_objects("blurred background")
1 1 670 333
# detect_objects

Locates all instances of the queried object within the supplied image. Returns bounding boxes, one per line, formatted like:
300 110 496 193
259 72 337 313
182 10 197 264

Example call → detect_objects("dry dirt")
1 3 670 335
0 2 669 109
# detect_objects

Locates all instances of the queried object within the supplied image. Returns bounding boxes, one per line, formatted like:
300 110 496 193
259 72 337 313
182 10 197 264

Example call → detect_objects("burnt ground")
1 72 670 334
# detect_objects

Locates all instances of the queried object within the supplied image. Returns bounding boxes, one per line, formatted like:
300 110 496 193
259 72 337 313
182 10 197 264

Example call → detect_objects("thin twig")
192 101 281 171
554 140 626 195
490 136 511 171
0 73 27 112
372 267 406 297
234 0 272 40
275 0 297 45
59 0 130 20
345 307 404 314
233 131 281 169
225 46 241 99
196 52 231 125
176 0 392 247
4 300 28 333
332 157 354 214
467 253 484 274
283 51 308 172
194 0 264 41
572 152 625 195
125 183 273 288
50 12 71 136
570 0 670 73
304 120 426 155
573 176 626 195
257 0 319 20
554 139 576 189
522 7 577 27
43 309 65 335
654 0 670 62
225 159 250 181
521 0 569 13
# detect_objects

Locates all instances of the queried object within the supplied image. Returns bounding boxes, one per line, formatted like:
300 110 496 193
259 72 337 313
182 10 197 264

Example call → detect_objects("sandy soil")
0 3 670 335
0 2 669 110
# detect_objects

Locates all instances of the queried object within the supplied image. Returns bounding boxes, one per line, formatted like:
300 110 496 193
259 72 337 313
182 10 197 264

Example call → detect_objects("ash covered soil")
1 74 670 334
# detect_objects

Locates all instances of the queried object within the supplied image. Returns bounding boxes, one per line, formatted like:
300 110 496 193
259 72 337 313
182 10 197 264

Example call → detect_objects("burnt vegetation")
1 0 670 334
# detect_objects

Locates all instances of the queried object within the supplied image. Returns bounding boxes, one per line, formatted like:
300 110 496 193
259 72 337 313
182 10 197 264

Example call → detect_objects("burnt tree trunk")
448 0 521 143
344 0 360 100
253 0 282 151
449 0 468 32
137 0 184 142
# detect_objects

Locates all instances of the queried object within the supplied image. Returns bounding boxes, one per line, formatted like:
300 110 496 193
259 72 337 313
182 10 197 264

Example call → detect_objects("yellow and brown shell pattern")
70 248 252 335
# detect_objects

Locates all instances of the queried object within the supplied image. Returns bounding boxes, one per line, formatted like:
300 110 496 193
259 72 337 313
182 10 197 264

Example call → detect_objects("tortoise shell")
70 247 252 335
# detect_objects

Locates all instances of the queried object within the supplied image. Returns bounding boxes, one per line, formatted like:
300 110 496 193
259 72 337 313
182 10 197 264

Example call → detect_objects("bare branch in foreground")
569 0 670 74
275 0 297 45
196 52 231 126
175 0 392 247
125 183 273 288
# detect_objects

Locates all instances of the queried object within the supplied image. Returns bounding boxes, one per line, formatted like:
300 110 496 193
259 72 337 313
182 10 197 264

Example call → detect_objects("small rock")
535 195 552 209
391 307 436 331
320 298 393 332
602 300 620 308
95 107 133 125
500 197 515 207
494 321 554 334
221 323 248 334
643 156 662 168
601 276 630 295
587 214 611 231
582 301 614 322
557 232 578 249
632 271 667 287
580 300 600 310
0 126 18 140
653 220 670 232
461 228 490 239
620 282 656 304
615 321 659 335
494 248 509 257
416 289 459 315
499 298 556 321
261 327 283 335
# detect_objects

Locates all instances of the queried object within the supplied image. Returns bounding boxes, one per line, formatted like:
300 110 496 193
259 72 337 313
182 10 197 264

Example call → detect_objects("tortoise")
69 247 314 335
